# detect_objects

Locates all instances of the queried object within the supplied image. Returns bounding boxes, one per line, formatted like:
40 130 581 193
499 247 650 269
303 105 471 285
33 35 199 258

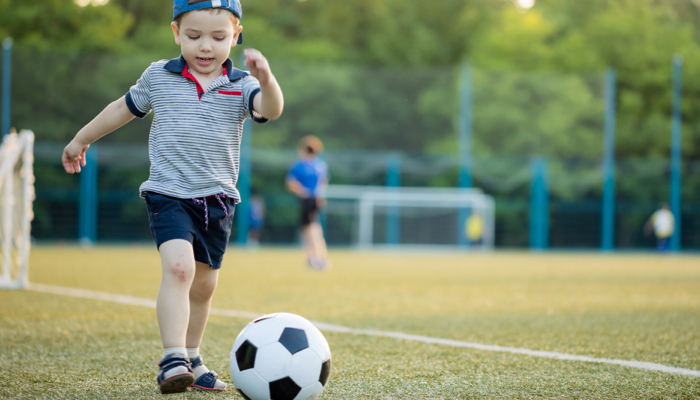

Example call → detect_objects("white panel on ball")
288 349 323 388
255 342 293 382
273 313 315 330
242 317 286 348
304 325 331 361
230 369 270 400
294 382 325 400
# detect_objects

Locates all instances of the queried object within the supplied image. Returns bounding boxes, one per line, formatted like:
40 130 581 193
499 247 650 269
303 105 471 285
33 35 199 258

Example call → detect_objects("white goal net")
324 185 495 250
0 130 34 289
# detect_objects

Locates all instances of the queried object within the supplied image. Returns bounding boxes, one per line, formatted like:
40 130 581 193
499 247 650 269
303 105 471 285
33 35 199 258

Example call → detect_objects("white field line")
27 283 700 378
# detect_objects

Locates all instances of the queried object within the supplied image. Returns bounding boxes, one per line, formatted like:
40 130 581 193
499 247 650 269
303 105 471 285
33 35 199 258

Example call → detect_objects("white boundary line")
27 283 700 378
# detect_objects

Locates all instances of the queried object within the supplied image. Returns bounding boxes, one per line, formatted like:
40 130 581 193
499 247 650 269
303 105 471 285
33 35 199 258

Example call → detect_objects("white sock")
187 348 200 360
163 347 188 359
190 356 211 378
187 348 209 378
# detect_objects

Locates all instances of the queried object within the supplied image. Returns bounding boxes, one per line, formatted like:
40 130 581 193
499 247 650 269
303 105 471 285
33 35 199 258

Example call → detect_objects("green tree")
0 0 133 52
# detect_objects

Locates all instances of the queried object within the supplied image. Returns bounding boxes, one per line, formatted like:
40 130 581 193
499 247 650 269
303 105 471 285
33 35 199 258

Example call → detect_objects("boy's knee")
190 278 217 301
163 260 196 284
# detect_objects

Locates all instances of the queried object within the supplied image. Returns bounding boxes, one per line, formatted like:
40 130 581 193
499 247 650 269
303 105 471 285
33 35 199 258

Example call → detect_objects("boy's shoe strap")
190 355 204 369
192 371 226 392
157 354 192 379
157 354 195 394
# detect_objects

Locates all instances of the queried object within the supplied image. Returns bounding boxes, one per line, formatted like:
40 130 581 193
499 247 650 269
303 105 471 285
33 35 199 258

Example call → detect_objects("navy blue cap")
174 0 243 44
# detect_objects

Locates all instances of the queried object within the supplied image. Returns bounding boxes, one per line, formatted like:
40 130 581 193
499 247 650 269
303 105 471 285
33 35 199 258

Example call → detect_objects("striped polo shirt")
125 55 267 201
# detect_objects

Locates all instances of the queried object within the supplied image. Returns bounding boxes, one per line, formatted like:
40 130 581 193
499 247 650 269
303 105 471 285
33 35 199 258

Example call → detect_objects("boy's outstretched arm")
244 49 284 120
62 96 134 174
286 177 308 199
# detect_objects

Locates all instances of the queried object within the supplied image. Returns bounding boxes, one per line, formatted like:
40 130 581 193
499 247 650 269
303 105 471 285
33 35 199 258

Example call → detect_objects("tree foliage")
2 0 700 159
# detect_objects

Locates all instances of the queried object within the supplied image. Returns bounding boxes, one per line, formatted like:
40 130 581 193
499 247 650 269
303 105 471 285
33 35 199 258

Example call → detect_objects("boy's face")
171 11 242 76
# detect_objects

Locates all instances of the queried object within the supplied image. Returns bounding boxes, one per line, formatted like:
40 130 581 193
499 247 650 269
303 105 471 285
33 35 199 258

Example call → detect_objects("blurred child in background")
286 136 330 269
466 210 484 246
644 203 675 252
247 194 266 249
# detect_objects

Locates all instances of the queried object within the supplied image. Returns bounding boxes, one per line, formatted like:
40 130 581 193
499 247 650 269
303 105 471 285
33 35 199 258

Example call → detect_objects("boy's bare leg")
185 262 227 391
186 261 218 348
157 239 196 348
155 239 196 391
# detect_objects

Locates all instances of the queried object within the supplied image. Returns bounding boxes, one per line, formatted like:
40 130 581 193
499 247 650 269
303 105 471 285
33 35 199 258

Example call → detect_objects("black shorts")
300 198 319 226
144 191 235 270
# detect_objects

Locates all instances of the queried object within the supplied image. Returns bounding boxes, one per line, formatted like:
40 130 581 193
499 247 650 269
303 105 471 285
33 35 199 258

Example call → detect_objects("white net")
0 130 34 289
324 185 495 250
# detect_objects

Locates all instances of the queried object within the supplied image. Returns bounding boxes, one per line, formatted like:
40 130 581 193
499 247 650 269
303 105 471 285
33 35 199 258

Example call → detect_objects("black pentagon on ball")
235 340 257 371
269 377 301 400
278 327 308 355
237 388 253 400
319 358 331 386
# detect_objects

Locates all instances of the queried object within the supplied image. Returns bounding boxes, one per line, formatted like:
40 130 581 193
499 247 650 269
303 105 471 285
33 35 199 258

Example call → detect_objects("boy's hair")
174 0 239 27
299 136 324 155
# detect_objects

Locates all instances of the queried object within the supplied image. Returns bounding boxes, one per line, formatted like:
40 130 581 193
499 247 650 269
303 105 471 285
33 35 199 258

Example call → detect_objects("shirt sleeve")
125 64 155 119
241 75 268 124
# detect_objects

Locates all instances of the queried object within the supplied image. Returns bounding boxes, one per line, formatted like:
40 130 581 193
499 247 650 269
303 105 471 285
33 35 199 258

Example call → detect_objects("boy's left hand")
244 49 272 86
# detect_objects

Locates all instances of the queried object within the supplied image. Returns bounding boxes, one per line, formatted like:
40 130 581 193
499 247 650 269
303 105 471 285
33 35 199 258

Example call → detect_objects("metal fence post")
79 145 98 246
458 62 473 189
236 53 252 245
385 152 401 245
670 54 683 251
529 157 549 250
236 119 252 245
601 68 617 251
458 63 473 248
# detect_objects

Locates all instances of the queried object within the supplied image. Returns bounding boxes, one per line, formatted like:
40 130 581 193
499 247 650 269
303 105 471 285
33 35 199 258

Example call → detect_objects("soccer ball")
230 313 332 400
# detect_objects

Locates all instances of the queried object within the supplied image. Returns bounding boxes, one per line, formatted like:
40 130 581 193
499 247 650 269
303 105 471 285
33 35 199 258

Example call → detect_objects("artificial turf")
0 246 698 399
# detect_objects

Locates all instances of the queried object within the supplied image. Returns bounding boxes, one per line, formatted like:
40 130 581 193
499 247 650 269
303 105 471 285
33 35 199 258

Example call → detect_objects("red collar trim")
182 65 228 100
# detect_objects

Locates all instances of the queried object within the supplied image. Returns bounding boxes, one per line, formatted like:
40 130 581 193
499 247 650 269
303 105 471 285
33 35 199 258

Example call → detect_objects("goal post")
0 130 34 289
324 185 495 250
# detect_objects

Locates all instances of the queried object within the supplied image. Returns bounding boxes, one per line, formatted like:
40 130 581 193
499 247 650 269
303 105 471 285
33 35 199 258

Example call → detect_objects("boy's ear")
171 22 182 45
232 25 242 48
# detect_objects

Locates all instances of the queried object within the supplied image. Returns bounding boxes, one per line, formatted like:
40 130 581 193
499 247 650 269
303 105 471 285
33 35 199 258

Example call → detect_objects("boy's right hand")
62 140 90 174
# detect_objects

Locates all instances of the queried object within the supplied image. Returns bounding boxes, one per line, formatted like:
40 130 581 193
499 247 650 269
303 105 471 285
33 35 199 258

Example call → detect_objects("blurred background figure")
466 210 484 247
645 204 675 252
247 194 266 250
285 136 330 269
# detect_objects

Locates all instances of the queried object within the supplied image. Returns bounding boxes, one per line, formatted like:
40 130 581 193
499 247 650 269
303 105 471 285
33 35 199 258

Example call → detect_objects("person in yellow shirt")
466 211 484 246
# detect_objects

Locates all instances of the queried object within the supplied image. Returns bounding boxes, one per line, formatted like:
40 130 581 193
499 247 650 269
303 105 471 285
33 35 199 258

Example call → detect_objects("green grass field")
1 246 699 399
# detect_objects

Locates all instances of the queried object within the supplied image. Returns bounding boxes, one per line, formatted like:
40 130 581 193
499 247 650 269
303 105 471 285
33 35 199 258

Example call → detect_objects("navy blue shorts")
144 191 235 270
300 198 319 226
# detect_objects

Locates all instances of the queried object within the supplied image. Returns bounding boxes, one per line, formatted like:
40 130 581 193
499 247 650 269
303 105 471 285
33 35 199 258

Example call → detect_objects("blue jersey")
286 157 329 198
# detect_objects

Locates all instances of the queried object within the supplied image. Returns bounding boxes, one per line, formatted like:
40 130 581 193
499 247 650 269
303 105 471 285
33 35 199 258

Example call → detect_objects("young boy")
285 136 330 269
61 0 283 393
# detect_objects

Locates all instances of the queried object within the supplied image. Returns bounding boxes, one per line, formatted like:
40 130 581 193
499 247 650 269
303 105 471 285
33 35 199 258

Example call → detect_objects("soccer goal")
0 130 35 289
324 185 495 251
